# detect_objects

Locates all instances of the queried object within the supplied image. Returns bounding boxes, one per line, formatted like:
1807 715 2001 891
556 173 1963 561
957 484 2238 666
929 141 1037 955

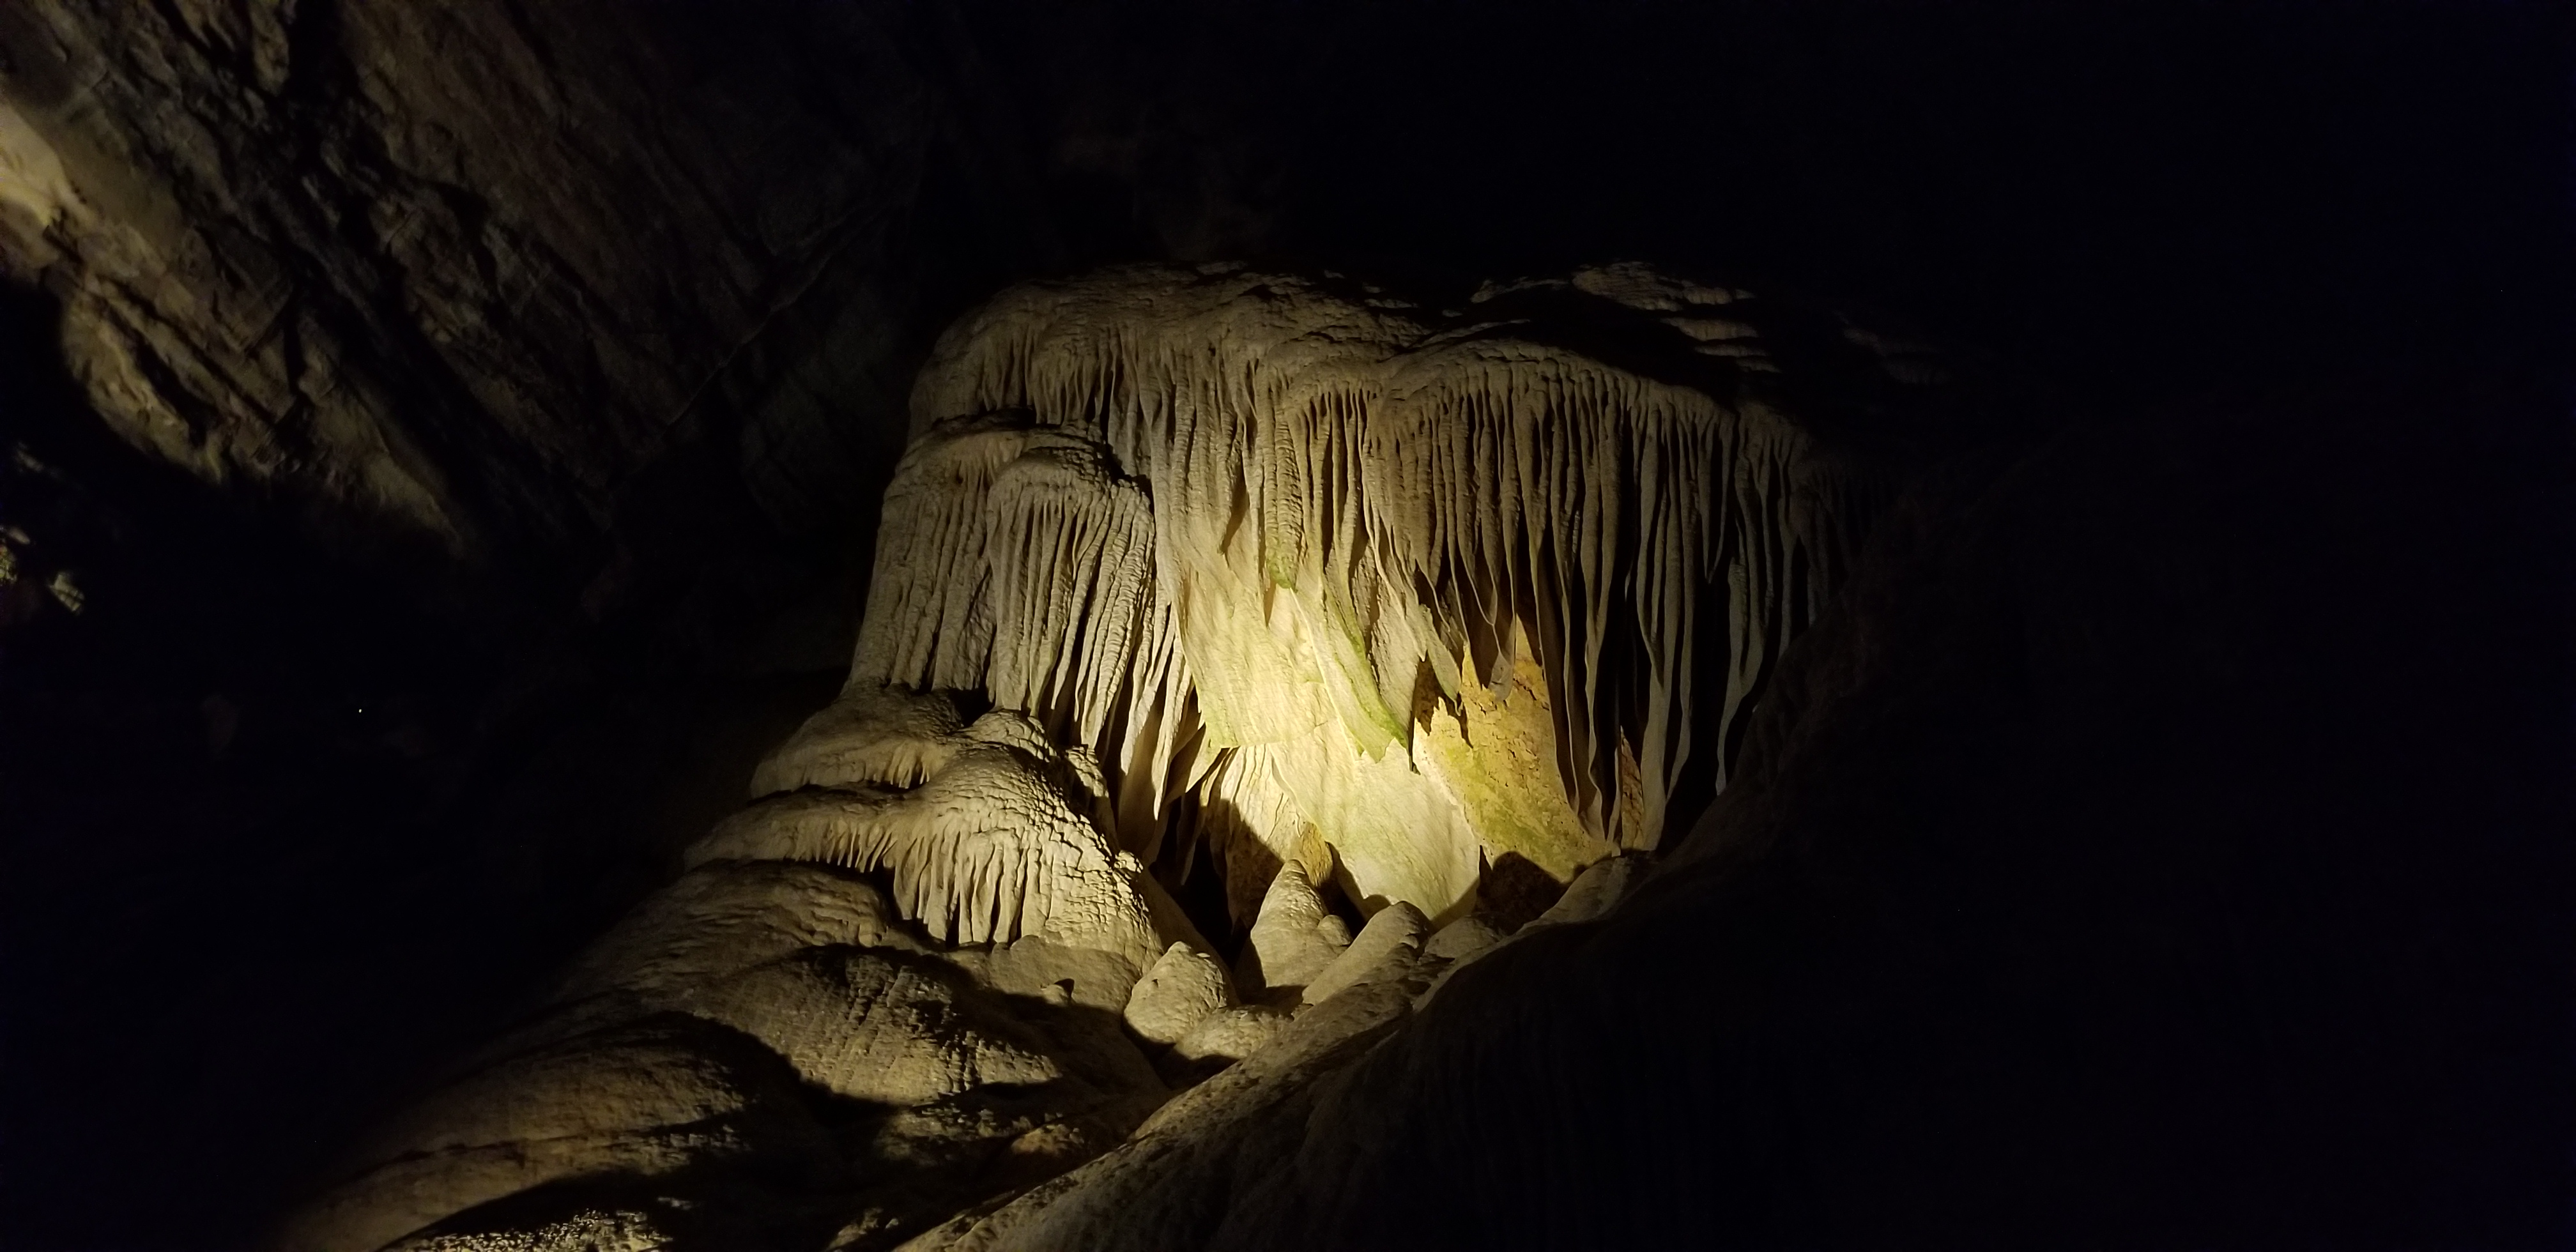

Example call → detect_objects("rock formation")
864 263 1912 924
271 262 1935 1251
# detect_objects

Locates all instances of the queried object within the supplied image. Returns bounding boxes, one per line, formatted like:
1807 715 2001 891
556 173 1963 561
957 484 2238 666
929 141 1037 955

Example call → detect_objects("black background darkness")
3 2 2572 1248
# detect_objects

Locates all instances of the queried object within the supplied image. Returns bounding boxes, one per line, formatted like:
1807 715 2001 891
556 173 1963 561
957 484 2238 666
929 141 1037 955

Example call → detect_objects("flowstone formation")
277 264 1935 1252
857 263 1907 927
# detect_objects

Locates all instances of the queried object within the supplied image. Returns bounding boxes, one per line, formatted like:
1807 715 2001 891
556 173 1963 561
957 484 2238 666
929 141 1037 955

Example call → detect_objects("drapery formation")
837 264 1894 928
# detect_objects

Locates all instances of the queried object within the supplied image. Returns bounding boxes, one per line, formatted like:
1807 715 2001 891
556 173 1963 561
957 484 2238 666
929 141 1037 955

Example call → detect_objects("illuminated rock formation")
851 263 1897 930
275 263 1925 1251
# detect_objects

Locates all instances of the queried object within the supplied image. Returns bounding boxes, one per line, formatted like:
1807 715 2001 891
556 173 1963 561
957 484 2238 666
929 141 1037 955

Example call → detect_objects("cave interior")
0 3 2570 1249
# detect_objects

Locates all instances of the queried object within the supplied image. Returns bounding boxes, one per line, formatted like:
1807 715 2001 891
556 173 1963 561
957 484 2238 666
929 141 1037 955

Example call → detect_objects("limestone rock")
1122 943 1237 1044
553 860 920 1006
931 938 1170 1108
684 947 1064 1108
859 265 1890 926
1236 864 1350 996
810 263 1910 1251
283 261 1913 1252
456 861 923 1063
941 936 1150 1017
376 1166 849 1252
1423 913 1510 963
893 981 1420 1252
1525 855 1643 929
689 736 1161 965
1298 901 1431 1007
752 685 971 797
1172 1007 1291 1067
273 1016 831 1252
280 829 1168 1252
385 1207 674 1252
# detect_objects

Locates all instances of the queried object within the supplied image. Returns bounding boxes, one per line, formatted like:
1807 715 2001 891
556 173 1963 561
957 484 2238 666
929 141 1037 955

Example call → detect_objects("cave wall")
0 0 1071 596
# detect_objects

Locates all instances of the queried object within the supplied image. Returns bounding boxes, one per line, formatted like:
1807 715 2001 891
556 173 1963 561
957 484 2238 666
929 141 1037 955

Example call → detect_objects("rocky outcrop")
1236 863 1351 998
1120 942 1235 1046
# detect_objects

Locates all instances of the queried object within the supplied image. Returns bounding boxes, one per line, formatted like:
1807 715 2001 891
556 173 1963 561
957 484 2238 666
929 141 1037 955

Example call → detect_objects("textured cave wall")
0 0 1068 596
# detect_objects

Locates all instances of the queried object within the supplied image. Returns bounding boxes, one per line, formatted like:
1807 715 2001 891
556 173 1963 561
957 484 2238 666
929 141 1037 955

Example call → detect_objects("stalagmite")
1121 943 1238 1045
1298 900 1430 1007
689 948 1070 1107
1236 862 1352 996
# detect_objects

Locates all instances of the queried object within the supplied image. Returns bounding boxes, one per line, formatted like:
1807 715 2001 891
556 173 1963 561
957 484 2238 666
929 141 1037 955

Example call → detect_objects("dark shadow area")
1151 791 1253 966
1478 852 1570 933
0 282 844 1249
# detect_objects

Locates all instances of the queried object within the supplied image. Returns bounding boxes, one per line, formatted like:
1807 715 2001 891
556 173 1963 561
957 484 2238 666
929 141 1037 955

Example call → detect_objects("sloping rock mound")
275 1014 836 1252
277 857 1173 1252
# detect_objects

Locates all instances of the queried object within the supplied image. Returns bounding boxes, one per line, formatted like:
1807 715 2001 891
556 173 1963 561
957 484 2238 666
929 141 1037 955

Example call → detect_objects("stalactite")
759 263 1905 934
